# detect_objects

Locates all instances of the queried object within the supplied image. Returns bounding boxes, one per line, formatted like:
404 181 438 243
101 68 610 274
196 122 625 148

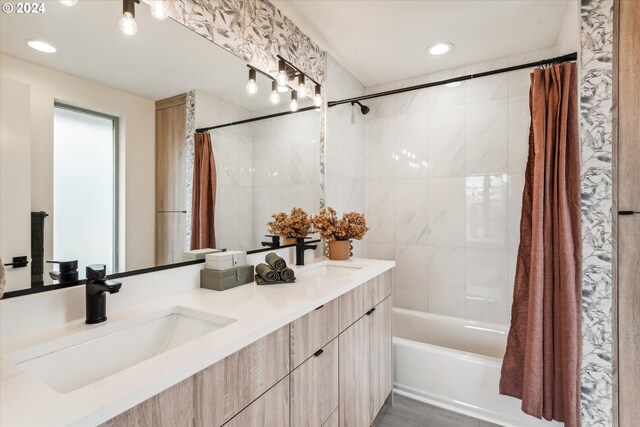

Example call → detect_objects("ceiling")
0 1 308 111
271 0 574 87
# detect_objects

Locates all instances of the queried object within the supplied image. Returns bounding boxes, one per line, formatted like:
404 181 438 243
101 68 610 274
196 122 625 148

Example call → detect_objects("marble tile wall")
251 110 321 247
325 55 367 257
364 47 575 325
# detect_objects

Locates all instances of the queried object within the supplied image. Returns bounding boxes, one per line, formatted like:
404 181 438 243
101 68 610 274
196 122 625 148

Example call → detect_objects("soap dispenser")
47 260 79 284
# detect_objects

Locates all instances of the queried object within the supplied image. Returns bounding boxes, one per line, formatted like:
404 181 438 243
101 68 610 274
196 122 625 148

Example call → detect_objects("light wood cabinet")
224 378 289 427
339 295 393 427
155 94 188 265
369 297 393 421
195 325 290 426
101 270 393 427
290 298 339 369
338 270 392 332
290 339 339 427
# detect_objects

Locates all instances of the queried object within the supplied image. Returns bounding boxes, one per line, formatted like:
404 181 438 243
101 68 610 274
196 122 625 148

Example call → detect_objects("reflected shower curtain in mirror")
499 62 581 427
190 132 217 250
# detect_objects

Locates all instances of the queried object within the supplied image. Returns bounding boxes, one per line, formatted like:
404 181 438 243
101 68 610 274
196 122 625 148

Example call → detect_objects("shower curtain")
190 132 217 250
499 62 581 427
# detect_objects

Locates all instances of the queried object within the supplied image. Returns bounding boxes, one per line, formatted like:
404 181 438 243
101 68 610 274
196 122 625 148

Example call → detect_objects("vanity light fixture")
276 59 288 86
119 0 140 36
427 42 454 55
27 40 57 53
289 91 299 112
297 74 308 98
246 68 258 94
313 85 323 107
59 0 78 6
149 0 169 20
270 81 281 104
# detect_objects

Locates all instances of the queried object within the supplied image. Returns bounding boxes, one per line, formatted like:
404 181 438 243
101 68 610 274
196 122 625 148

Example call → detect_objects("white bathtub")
393 308 563 427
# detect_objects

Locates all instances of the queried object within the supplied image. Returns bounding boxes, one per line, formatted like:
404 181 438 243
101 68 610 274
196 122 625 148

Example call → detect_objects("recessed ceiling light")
27 40 57 53
428 42 454 56
445 82 461 88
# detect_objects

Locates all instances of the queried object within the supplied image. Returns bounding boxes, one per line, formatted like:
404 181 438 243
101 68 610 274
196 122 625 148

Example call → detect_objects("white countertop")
0 258 394 427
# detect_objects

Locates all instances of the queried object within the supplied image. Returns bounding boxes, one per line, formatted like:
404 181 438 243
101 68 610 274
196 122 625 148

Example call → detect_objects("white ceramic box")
205 251 247 270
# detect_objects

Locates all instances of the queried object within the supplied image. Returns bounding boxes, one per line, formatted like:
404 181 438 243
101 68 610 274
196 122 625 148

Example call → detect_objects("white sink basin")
299 264 362 278
6 306 235 393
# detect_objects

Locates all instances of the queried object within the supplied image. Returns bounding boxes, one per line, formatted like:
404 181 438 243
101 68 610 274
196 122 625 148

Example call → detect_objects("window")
53 104 118 274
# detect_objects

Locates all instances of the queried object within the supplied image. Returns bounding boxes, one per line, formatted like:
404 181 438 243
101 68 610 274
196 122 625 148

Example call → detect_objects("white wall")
0 54 155 281
325 55 367 257
0 77 31 291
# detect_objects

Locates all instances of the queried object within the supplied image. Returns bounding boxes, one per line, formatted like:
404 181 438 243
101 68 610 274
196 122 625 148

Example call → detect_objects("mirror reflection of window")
53 104 118 275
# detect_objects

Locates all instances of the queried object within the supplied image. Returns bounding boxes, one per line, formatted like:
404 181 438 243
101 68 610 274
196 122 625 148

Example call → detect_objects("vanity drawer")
290 338 339 427
224 377 289 427
290 298 339 369
339 270 392 331
196 325 290 426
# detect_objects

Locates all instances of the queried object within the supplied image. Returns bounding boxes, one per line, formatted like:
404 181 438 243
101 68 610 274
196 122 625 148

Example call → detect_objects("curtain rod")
195 105 319 133
327 52 578 107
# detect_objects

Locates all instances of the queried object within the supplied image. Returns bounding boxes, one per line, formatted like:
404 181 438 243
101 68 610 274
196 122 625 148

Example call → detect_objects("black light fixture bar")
195 106 319 133
276 54 321 86
327 52 578 107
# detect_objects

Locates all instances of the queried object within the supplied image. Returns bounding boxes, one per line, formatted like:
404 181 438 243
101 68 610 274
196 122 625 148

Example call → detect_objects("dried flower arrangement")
311 207 368 242
267 207 312 238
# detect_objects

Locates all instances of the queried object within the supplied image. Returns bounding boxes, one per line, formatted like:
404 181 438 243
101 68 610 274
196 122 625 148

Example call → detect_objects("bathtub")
393 308 563 427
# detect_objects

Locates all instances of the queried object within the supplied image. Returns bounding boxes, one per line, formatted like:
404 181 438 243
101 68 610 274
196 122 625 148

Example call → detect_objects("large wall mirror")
0 1 321 296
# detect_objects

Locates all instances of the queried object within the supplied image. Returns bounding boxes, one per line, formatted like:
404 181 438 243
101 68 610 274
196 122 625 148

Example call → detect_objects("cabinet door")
290 299 339 369
224 378 289 427
156 211 186 265
339 316 371 427
290 339 339 427
369 297 392 421
156 101 187 212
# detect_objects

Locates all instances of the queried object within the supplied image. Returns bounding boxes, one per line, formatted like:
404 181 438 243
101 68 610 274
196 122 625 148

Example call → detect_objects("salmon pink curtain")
499 62 581 427
190 132 217 249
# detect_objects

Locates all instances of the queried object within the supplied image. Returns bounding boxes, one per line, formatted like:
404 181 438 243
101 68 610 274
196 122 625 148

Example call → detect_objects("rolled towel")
256 263 279 282
265 252 287 271
279 268 296 282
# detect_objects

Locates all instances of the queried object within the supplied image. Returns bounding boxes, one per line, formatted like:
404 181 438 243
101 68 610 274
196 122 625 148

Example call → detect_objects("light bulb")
289 91 298 112
59 0 78 6
297 75 307 98
313 86 322 107
270 81 280 104
119 13 137 36
246 80 258 94
246 69 258 94
276 71 287 86
276 59 287 86
150 0 169 20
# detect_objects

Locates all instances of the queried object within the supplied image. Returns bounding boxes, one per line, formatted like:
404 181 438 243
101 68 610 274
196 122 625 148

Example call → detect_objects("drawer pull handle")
313 349 324 357
365 307 376 316
315 304 324 310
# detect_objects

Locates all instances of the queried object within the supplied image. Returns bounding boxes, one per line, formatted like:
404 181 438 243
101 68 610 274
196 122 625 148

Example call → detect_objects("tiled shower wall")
325 54 367 257
363 28 578 324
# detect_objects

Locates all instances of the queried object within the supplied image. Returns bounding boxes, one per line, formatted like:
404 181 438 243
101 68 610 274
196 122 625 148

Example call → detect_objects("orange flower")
311 207 368 241
267 208 312 238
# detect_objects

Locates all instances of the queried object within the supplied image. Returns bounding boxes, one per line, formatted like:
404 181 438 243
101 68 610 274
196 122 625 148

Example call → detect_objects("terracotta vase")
327 239 353 260
282 236 297 245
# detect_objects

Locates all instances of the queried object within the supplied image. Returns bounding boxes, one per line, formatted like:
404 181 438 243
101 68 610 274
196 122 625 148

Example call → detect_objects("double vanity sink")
6 263 361 394
1 259 387 426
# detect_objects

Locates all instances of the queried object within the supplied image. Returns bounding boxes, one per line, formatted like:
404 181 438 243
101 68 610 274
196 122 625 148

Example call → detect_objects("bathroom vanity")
0 259 393 427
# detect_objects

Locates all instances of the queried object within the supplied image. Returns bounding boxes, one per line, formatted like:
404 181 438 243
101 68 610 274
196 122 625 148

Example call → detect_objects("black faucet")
47 260 79 284
85 264 122 324
295 237 317 266
262 234 281 249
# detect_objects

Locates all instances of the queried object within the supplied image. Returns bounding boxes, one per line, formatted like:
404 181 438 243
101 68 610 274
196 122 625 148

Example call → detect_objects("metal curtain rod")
327 52 578 107
195 105 319 133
